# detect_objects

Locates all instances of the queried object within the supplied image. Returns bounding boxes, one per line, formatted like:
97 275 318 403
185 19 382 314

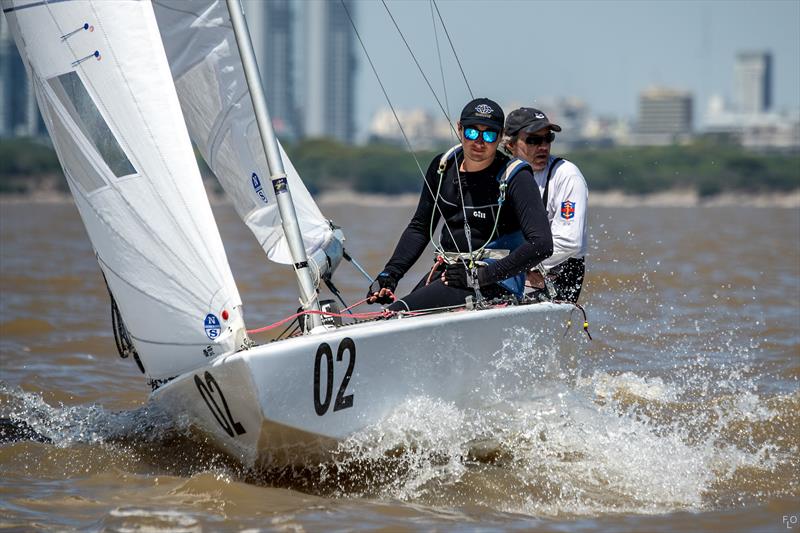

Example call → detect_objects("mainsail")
2 0 247 381
152 0 343 279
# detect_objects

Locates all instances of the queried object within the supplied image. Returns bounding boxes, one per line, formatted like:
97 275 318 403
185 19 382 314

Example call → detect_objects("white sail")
2 0 247 381
152 0 341 273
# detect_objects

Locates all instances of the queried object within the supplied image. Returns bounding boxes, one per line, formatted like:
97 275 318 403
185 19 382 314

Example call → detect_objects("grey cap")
504 107 562 136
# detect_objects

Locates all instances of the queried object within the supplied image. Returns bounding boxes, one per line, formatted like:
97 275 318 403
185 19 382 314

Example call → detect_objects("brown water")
1 200 798 531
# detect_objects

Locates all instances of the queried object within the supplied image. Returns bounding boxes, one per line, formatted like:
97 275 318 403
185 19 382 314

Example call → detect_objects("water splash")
289 361 798 517
0 381 173 446
1 335 796 519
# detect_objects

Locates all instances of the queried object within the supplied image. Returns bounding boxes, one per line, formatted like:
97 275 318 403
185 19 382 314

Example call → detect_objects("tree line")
1 136 797 197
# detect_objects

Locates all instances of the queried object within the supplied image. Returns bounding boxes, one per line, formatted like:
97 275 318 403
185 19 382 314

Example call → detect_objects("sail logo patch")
204 314 221 340
561 201 576 220
252 172 268 204
273 177 288 195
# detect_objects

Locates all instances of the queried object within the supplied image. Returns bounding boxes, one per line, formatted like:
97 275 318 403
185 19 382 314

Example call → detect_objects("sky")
351 0 800 138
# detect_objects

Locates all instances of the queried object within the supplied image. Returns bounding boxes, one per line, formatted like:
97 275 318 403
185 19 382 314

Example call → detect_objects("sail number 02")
194 371 246 438
313 338 356 416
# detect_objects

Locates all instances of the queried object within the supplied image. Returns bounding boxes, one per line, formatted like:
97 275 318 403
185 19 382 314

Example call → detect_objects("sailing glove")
442 262 489 289
367 271 398 304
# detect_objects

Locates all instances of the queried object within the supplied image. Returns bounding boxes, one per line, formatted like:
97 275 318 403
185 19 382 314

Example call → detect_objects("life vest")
437 145 531 297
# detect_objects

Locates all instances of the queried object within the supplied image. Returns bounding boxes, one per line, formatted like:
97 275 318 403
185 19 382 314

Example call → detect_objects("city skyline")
2 0 798 144
352 0 800 139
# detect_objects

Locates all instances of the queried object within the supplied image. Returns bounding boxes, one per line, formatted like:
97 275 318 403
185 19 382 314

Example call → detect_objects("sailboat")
2 0 583 467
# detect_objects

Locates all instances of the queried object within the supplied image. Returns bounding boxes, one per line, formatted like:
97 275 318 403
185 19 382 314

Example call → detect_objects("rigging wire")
431 0 473 99
380 0 458 136
338 1 425 178
429 0 451 133
378 0 484 270
425 0 479 271
339 0 462 257
342 0 496 274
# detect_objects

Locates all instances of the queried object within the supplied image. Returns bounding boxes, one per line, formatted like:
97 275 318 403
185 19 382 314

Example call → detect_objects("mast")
226 0 322 330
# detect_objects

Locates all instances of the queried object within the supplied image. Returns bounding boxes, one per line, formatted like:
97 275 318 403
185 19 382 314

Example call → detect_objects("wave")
1 348 797 519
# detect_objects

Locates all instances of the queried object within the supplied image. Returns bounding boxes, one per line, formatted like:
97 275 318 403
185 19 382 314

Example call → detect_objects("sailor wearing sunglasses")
503 107 588 303
367 98 553 311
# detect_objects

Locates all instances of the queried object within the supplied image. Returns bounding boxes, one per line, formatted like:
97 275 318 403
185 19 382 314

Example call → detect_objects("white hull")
151 302 581 467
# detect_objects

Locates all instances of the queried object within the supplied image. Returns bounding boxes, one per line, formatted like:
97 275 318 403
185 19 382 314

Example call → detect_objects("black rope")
110 296 124 356
564 303 593 341
276 317 301 341
323 277 353 315
105 277 145 374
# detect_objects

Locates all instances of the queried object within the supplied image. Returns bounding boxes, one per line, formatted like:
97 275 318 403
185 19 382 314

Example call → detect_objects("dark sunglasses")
464 127 499 143
524 131 556 145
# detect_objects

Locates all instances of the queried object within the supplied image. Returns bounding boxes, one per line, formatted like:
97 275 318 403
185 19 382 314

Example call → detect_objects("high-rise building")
636 87 693 144
702 52 798 151
734 51 772 114
1 14 45 138
303 0 356 143
243 0 300 140
0 13 15 137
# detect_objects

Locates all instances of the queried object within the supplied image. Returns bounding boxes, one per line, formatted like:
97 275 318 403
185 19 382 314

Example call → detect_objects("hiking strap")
542 157 564 207
497 158 529 206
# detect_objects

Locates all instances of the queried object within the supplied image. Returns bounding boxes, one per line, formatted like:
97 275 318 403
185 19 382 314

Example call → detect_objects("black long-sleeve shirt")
382 151 553 285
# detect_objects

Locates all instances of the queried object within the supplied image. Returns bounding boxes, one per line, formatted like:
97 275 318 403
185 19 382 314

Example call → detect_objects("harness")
430 146 532 297
542 157 565 207
538 157 568 299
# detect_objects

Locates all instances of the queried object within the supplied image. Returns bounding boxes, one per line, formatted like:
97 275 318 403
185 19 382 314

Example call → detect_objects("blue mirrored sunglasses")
464 127 499 143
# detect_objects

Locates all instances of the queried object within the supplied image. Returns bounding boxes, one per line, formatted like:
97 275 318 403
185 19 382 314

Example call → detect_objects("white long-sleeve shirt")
533 156 588 271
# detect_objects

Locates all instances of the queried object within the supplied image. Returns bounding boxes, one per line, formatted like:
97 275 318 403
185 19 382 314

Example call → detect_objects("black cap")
459 98 504 130
504 107 562 136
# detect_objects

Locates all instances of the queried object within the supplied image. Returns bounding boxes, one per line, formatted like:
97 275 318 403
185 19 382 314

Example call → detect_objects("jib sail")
2 0 247 381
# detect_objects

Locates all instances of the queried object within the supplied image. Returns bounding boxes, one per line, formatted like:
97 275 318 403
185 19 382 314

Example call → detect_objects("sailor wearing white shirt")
503 107 588 303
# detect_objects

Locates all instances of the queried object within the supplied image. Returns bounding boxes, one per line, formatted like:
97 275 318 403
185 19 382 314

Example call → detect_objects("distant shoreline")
315 189 800 208
1 188 799 208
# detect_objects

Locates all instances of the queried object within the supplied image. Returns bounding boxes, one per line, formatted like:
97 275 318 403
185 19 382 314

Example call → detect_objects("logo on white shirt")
561 201 576 220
